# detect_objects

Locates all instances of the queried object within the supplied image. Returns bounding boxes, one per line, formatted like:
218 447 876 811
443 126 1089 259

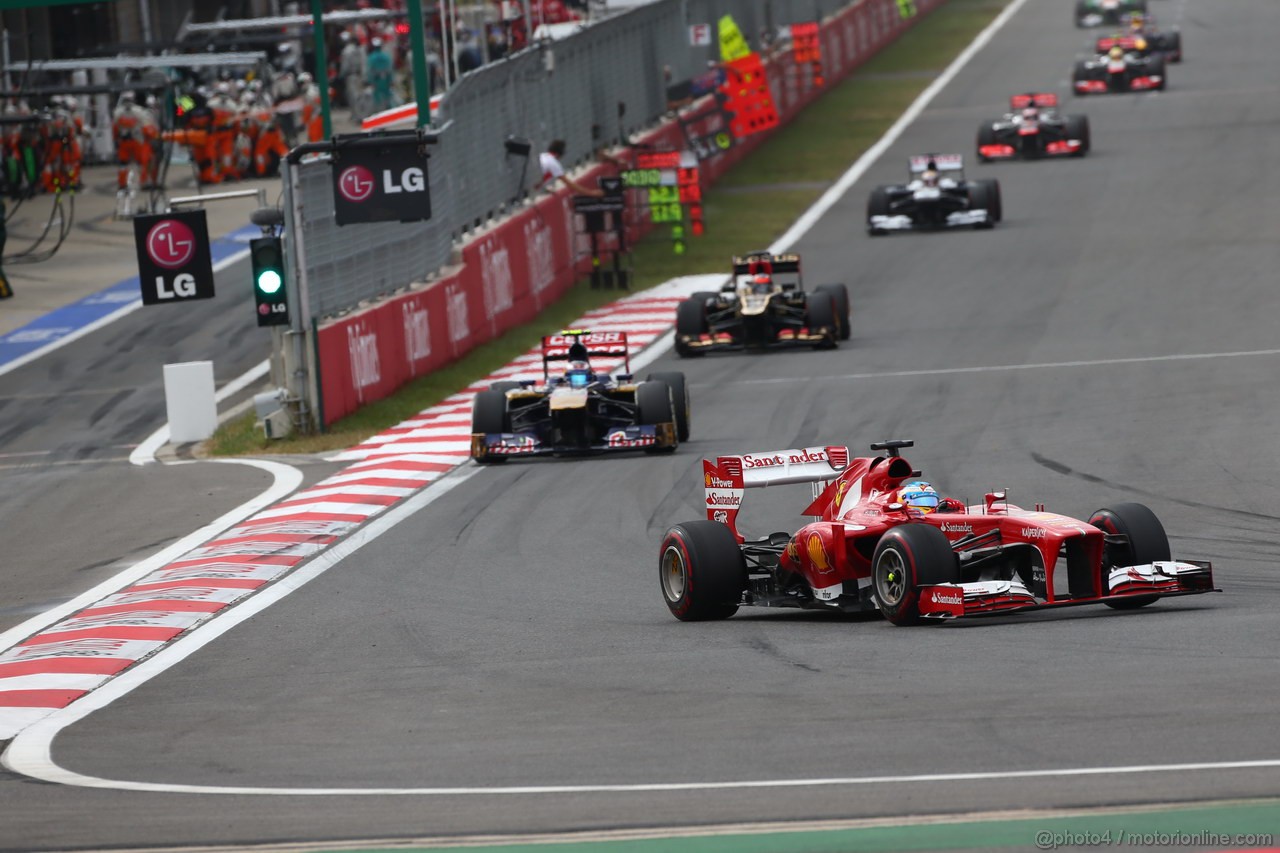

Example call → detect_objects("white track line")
734 347 1280 386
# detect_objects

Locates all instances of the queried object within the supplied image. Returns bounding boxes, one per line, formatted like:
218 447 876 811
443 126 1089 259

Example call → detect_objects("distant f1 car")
673 251 849 357
867 154 1001 234
1095 28 1182 63
1075 0 1147 28
1073 47 1166 93
977 93 1090 161
658 439 1217 624
470 330 689 462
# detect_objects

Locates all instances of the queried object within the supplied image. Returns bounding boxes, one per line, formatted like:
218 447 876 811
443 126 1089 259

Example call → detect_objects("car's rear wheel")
873 524 960 626
675 298 707 358
1074 1 1088 27
805 293 839 350
471 389 509 464
814 284 851 340
646 371 690 441
1065 115 1091 156
636 380 677 453
1166 31 1182 63
867 187 891 235
660 521 746 621
1090 502 1170 610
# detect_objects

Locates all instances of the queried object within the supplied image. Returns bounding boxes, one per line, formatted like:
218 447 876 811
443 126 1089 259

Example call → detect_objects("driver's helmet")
920 168 939 187
898 480 940 513
1021 106 1039 121
1109 45 1125 60
749 273 773 294
1128 12 1145 31
565 360 593 388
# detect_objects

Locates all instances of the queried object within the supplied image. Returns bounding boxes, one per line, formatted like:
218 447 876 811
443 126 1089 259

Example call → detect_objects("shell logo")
807 533 834 574
705 472 712 487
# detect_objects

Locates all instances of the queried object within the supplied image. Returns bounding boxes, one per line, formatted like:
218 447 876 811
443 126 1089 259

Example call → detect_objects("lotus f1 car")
470 330 690 462
673 251 850 357
659 439 1217 624
1074 47 1166 94
867 154 1001 234
1075 0 1146 28
977 94 1090 161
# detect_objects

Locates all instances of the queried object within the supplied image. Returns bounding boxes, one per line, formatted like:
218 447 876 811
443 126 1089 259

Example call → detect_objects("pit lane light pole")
406 0 432 127
310 0 333 139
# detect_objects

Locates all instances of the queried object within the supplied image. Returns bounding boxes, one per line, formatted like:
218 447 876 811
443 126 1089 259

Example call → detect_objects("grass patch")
209 0 1008 457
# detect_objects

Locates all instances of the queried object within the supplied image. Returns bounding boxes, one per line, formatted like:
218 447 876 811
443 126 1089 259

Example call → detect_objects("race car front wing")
869 209 993 231
917 560 1216 619
471 423 677 460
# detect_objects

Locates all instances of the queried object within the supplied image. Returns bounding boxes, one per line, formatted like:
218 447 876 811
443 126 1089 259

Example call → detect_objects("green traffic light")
257 269 283 294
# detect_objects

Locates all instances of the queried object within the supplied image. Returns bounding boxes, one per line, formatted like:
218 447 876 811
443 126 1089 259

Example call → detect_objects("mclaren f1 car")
867 154 1001 234
673 251 850 357
470 330 690 462
977 93 1090 161
1073 46 1166 94
659 439 1217 624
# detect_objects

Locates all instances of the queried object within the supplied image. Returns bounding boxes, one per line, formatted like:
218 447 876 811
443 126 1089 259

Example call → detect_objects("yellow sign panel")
718 15 751 62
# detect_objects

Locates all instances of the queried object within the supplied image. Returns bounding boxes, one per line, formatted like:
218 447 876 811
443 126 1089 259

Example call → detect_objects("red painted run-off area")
316 0 946 425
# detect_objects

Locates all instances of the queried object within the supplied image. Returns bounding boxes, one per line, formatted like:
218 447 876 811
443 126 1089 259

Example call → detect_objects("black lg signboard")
332 138 431 226
133 209 215 304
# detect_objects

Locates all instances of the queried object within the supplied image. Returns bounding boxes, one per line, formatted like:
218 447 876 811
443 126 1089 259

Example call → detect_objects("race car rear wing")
541 330 630 378
730 252 802 292
1010 92 1058 109
704 446 852 542
909 153 964 174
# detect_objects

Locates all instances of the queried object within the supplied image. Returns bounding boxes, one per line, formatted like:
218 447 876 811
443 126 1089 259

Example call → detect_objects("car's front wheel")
873 524 960 625
1090 502 1170 610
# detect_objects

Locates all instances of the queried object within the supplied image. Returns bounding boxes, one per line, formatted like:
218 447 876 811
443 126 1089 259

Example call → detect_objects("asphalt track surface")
5 0 1280 848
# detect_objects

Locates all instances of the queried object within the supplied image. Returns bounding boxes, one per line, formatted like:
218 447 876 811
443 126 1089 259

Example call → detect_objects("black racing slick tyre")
675 298 707 358
636 379 677 453
1166 31 1182 63
1072 61 1091 92
1090 502 1171 610
646 371 691 442
471 389 510 464
489 380 521 394
815 284 851 340
867 187 891 235
1065 115 1091 156
690 291 719 303
1074 1 1088 27
805 293 839 350
1148 54 1167 91
660 521 747 621
872 524 960 626
983 179 1003 222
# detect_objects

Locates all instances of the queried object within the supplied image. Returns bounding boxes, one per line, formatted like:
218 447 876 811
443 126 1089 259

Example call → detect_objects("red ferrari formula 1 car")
659 440 1217 624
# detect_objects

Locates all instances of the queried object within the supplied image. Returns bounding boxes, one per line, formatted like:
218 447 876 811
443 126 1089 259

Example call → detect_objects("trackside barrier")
312 0 947 426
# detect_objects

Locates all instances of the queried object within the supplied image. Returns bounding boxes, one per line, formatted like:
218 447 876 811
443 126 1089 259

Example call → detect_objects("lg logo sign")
331 143 432 225
132 210 215 305
337 165 375 203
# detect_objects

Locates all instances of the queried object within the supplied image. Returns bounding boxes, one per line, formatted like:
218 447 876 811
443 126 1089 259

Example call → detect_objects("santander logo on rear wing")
704 446 852 541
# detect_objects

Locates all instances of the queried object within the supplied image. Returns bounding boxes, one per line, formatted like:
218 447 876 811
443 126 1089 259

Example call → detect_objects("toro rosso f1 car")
1074 47 1166 94
674 251 850 357
470 330 690 462
1095 28 1182 64
977 94 1090 161
1075 0 1146 28
659 439 1217 624
867 154 1001 234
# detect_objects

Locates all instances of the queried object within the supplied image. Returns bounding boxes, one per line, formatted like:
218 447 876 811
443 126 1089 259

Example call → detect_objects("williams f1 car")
867 154 1001 234
1073 46 1166 94
673 251 849 356
470 330 689 462
1075 0 1146 28
977 94 1090 161
659 439 1217 624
